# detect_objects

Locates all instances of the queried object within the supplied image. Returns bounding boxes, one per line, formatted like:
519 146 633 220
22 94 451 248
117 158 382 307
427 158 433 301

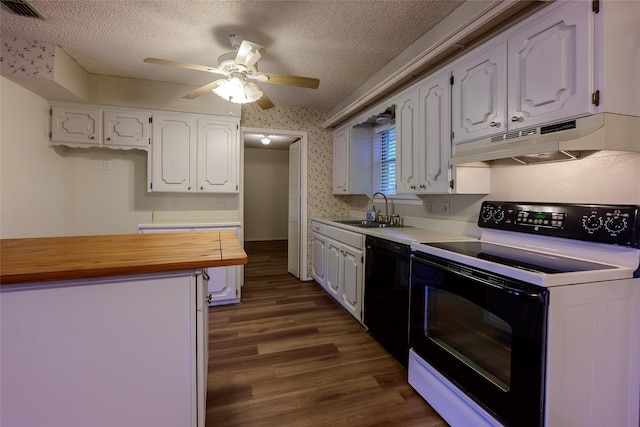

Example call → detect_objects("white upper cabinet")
507 0 592 131
452 0 593 145
104 110 151 149
50 105 103 146
418 72 451 193
451 42 507 144
395 88 420 193
51 104 151 150
332 124 372 195
150 114 197 192
196 118 239 193
149 114 239 193
332 126 349 194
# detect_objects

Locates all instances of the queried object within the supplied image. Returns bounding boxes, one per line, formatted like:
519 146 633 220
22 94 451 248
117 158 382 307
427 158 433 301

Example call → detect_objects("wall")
0 77 66 238
0 75 240 238
244 147 289 241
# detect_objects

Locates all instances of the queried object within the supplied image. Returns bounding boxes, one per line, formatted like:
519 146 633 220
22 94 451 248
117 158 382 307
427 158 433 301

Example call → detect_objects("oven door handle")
411 255 544 301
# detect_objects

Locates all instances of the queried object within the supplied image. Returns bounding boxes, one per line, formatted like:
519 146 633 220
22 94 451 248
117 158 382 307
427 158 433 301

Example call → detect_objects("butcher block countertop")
0 231 247 285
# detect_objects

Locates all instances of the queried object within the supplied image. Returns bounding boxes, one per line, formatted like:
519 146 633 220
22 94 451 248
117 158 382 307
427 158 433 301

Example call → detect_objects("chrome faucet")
371 192 388 221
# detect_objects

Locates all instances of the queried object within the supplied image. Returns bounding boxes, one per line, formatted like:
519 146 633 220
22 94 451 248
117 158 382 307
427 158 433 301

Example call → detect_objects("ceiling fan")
144 35 320 110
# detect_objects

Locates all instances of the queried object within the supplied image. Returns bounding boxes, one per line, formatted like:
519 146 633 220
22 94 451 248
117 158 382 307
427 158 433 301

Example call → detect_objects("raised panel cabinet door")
197 119 239 193
451 41 507 144
311 233 327 288
341 245 363 320
206 266 236 304
103 110 151 149
50 106 102 145
419 72 451 193
508 0 592 130
151 115 197 192
395 89 420 193
332 127 348 194
325 239 341 299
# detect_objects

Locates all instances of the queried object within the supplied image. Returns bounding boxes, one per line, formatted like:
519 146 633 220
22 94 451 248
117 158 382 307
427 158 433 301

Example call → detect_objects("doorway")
241 127 308 279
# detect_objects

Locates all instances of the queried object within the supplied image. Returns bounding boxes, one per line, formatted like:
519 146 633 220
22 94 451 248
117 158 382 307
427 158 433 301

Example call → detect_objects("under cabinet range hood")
451 113 640 165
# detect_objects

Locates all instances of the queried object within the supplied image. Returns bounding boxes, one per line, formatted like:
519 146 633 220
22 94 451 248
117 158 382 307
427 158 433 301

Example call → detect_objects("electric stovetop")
423 241 616 274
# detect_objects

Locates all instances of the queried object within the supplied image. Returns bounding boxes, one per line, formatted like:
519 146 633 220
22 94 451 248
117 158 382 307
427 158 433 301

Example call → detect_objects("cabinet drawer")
311 221 327 235
327 226 363 249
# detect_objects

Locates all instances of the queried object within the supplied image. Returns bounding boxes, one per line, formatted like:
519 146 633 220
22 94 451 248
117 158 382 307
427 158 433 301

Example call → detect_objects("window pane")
374 125 396 194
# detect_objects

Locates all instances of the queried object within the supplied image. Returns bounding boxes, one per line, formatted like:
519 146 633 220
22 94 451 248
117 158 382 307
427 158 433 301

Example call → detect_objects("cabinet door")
206 266 237 304
197 118 239 193
341 245 363 321
508 0 592 130
50 106 102 146
325 239 341 299
451 41 507 144
419 72 451 193
311 233 327 288
332 127 348 194
151 115 197 192
395 89 420 193
103 110 151 149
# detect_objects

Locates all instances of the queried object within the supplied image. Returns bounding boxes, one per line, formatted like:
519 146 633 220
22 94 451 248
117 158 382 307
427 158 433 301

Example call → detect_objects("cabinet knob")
187 186 191 190
105 137 111 141
489 121 499 127
200 186 203 190
410 185 416 189
89 135 95 140
511 115 521 122
419 184 426 189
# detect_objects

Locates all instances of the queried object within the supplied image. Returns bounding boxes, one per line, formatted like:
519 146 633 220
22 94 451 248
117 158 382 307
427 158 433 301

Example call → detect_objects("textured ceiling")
0 0 464 111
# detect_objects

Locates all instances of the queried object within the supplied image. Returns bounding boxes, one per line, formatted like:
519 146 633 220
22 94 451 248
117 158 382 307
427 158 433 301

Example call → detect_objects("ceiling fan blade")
258 72 320 89
234 41 264 69
144 57 227 76
255 93 275 110
182 80 223 99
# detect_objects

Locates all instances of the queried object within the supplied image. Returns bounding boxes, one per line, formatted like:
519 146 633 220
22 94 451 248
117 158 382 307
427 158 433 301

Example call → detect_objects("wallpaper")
0 37 55 80
241 103 351 276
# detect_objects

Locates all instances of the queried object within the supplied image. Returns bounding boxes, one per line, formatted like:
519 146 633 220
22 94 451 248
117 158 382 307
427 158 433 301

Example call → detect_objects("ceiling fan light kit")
212 74 263 104
143 35 319 110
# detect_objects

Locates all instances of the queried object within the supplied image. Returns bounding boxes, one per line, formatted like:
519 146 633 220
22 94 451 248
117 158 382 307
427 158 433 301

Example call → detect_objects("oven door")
409 251 548 427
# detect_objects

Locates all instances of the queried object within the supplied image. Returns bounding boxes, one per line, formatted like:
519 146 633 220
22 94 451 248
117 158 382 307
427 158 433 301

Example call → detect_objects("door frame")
240 127 308 280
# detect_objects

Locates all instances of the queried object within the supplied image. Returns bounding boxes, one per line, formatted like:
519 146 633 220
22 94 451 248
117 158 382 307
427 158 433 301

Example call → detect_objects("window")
373 123 396 194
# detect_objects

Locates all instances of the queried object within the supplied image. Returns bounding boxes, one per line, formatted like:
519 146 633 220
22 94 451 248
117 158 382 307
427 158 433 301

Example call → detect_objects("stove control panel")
479 201 640 247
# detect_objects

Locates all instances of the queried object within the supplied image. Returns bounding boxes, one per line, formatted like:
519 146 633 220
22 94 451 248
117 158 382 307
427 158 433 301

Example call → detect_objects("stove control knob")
582 215 602 232
605 216 627 234
493 209 505 223
480 207 494 222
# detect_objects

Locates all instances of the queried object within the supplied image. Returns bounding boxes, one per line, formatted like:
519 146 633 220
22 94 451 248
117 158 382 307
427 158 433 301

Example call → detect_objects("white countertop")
138 210 241 229
311 216 479 245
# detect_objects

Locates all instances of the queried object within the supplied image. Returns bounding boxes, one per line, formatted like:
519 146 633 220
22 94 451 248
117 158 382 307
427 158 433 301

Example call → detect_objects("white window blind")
373 123 396 194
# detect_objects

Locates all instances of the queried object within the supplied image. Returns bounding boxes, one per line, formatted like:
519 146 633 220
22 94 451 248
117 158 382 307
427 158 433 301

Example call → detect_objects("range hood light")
512 150 580 165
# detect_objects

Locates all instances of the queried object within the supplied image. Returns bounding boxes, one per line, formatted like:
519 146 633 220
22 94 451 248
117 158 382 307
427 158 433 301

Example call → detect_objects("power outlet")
426 201 435 215
435 201 450 216
103 160 112 171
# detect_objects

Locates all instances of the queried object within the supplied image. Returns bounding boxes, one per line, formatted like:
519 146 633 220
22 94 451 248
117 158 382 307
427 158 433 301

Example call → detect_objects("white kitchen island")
0 231 247 427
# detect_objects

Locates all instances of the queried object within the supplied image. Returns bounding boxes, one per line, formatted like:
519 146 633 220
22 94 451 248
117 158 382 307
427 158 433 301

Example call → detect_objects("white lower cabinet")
319 224 364 323
139 225 242 305
311 231 327 288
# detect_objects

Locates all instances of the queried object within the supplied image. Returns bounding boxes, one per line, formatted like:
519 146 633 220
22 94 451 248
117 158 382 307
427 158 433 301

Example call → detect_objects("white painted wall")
0 76 240 238
0 77 66 238
243 147 289 241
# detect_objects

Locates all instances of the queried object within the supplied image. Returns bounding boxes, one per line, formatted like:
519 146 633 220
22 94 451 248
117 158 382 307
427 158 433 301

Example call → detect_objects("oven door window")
410 253 548 427
426 288 512 391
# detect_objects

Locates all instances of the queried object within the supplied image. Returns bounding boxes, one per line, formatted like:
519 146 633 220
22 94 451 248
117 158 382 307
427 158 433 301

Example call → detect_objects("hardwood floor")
206 240 447 427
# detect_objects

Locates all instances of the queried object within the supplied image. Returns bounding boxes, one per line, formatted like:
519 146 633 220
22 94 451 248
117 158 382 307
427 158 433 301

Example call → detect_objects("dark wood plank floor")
206 240 448 427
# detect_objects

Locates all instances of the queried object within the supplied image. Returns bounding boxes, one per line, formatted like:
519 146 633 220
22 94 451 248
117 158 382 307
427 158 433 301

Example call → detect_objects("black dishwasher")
364 235 411 366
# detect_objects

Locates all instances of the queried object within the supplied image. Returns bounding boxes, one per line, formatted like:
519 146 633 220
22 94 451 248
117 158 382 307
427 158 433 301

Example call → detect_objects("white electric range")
408 201 640 427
